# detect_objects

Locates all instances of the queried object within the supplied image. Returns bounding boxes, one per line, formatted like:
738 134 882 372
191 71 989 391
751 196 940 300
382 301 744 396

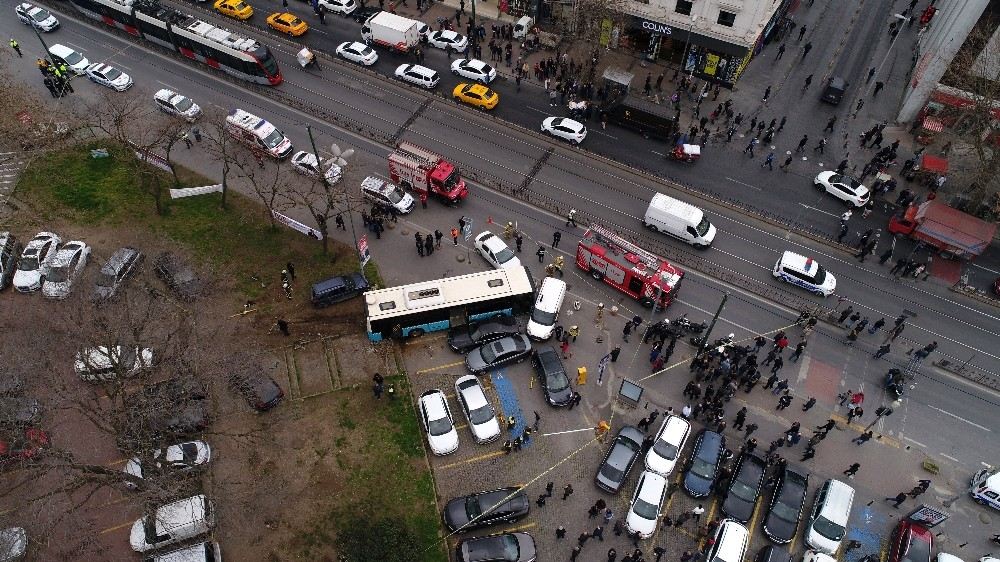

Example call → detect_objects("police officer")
9 38 22 58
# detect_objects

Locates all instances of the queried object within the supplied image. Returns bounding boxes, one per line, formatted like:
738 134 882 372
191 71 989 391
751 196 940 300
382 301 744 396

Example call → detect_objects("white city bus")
364 267 535 342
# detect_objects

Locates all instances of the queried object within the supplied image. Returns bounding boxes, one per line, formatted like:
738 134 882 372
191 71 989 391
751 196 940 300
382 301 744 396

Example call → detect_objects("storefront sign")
704 54 720 76
638 19 672 35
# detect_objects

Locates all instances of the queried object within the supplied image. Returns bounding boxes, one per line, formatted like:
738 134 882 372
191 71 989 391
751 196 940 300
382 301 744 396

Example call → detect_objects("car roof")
779 251 820 274
25 232 56 249
51 242 85 265
102 247 139 273
464 83 491 94
637 470 667 499
420 390 448 418
695 430 723 457
456 377 488 406
49 43 75 56
657 415 690 442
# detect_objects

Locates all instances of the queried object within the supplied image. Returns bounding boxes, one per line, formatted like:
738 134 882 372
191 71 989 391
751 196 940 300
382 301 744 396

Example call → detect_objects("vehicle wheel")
408 328 425 338
591 271 603 281
454 96 461 103
693 243 708 250
645 223 659 233
639 297 654 308
452 69 460 75
480 105 487 110
474 247 482 255
571 139 580 146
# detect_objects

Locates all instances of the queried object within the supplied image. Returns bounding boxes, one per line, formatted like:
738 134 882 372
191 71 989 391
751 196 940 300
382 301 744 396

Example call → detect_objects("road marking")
651 150 665 156
437 450 505 469
725 177 762 191
798 203 839 217
156 80 178 91
414 360 465 374
940 453 961 463
590 129 618 140
795 354 811 384
542 427 594 436
902 436 926 448
66 42 87 53
971 263 1000 275
99 520 134 535
526 106 552 116
927 405 991 431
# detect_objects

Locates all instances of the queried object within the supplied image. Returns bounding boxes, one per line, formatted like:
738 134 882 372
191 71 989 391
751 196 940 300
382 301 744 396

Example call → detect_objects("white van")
970 468 1000 510
773 251 837 297
643 193 717 248
704 520 749 562
513 16 534 38
805 479 855 554
225 109 293 159
142 541 222 562
129 495 215 553
526 277 566 340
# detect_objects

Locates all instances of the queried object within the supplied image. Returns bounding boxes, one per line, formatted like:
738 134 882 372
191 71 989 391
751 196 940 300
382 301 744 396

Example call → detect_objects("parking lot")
400 296 978 562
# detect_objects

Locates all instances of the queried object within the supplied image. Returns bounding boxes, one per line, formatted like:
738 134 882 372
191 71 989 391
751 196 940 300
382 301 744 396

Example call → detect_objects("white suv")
418 389 459 455
645 415 691 476
13 231 60 293
129 495 215 552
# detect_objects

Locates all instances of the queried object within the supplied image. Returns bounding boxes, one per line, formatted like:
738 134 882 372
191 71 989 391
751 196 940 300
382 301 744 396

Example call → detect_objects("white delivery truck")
362 12 421 53
642 193 717 248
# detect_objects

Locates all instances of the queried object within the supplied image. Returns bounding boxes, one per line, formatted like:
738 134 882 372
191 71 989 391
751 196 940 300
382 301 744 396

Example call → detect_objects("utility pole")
698 292 729 354
470 0 478 56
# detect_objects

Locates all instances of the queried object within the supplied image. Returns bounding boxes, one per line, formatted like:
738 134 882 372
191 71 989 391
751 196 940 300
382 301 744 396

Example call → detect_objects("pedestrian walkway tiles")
490 368 531 447
804 358 843 400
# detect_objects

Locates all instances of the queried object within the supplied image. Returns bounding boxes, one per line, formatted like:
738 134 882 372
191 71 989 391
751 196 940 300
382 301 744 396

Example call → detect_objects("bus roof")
364 267 534 321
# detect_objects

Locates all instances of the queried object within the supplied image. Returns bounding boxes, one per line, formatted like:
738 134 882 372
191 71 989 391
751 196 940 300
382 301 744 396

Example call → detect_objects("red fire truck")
577 225 684 308
388 141 469 205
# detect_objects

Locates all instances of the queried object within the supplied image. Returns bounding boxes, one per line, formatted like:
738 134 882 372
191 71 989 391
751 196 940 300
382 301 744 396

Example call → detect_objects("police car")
772 251 836 297
85 63 133 91
153 89 202 122
16 3 59 31
360 175 414 214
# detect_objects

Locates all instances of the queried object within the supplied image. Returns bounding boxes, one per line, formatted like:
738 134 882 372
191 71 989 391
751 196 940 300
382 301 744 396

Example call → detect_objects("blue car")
683 430 725 497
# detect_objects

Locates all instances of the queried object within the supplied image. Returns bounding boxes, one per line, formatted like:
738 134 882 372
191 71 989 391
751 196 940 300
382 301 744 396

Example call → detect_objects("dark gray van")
821 76 847 105
0 232 21 291
311 272 369 308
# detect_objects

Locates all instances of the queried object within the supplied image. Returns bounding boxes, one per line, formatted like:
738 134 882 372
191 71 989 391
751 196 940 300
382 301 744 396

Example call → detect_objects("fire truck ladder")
394 141 440 168
590 224 661 270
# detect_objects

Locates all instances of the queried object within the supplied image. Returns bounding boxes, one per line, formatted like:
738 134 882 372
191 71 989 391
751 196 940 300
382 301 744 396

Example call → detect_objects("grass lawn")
15 142 380 298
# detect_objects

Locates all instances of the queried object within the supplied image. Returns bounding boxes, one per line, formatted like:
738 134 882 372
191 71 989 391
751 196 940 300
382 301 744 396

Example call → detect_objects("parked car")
763 465 810 543
311 273 369 307
625 470 668 538
531 346 573 407
722 452 767 523
644 414 691 476
427 30 468 52
418 389 459 456
451 58 496 83
123 440 212 489
129 495 215 552
123 379 210 445
465 335 532 373
336 41 378 65
75 346 154 382
454 375 501 443
41 240 90 299
153 89 202 121
13 231 60 293
595 425 644 493
93 247 143 301
317 0 356 15
683 429 725 497
394 63 440 89
813 171 870 208
290 150 342 184
443 487 530 531
0 428 50 466
16 2 59 31
143 541 221 562
453 83 499 110
153 251 203 301
349 5 380 22
0 397 41 428
0 232 22 292
0 527 26 561
48 44 89 74
85 63 134 91
888 521 933 562
448 316 520 353
228 371 284 412
756 545 793 562
455 532 536 562
541 117 587 145
474 231 521 269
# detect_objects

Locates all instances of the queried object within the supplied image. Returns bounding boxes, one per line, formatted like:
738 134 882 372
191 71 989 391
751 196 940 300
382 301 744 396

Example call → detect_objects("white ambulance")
225 109 293 159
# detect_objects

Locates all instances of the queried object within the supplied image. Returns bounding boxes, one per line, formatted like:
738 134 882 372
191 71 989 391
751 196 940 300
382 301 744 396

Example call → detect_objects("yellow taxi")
266 12 308 36
452 83 499 110
214 0 254 19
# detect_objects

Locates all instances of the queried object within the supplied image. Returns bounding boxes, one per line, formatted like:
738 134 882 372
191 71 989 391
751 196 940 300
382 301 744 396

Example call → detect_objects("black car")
465 335 532 373
456 532 536 562
119 378 210 448
755 545 793 562
448 316 520 353
153 251 203 301
351 5 380 22
311 272 369 308
722 452 767 523
229 371 284 412
763 465 810 543
683 430 725 498
595 425 644 493
532 346 573 407
444 487 530 532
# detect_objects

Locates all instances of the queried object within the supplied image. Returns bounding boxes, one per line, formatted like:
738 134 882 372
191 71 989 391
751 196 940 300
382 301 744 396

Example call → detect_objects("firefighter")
553 255 565 277
503 221 514 239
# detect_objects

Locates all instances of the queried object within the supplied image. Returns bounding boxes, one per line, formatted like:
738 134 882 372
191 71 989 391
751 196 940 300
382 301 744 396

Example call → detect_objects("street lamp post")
862 13 910 99
680 16 698 79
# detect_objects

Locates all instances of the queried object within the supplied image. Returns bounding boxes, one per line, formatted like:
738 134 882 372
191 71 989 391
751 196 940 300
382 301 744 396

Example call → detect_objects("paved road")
5 4 998 555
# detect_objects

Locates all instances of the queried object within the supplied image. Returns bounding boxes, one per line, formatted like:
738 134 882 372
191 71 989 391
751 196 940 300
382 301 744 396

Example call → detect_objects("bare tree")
280 158 359 254
561 0 629 50
198 112 238 211
226 141 294 229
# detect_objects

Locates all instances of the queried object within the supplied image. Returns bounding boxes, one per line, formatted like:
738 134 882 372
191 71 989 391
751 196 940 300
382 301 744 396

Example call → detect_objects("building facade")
620 0 792 87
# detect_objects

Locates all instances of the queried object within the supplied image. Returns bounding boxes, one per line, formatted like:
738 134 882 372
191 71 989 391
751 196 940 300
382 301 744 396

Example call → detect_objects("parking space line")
455 423 468 430
542 427 593 436
437 451 506 470
99 520 134 535
501 522 537 533
415 360 465 374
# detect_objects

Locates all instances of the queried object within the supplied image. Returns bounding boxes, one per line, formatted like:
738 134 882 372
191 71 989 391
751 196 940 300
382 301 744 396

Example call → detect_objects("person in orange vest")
419 191 428 209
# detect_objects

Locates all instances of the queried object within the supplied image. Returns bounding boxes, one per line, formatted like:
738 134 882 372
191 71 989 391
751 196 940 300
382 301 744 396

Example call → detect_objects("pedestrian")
762 85 772 103
824 116 838 133
419 192 428 209
874 343 891 359
873 81 885 97
568 325 580 342
571 546 582 561
843 462 861 477
762 152 775 170
608 548 618 562
9 38 22 57
866 66 876 83
744 422 759 439
744 137 758 158
837 223 849 243
610 346 621 362
578 531 591 546
770 356 784 374
852 430 874 445
451 227 460 246
692 504 705 522
424 234 434 256
734 407 747 429
795 135 809 153
415 233 425 257
802 42 813 59
816 419 836 432
674 511 692 527
789 341 807 362
802 74 813 91
593 526 605 541
435 230 443 249
776 43 786 60
566 208 578 227
514 232 523 252
912 341 938 360
276 319 290 336
556 526 567 539
563 484 574 499
798 25 807 42
800 448 815 462
814 137 827 154
536 245 546 263
802 397 817 411
536 494 546 507
552 230 561 248
854 98 865 116
886 492 907 508
779 154 794 172
777 393 792 410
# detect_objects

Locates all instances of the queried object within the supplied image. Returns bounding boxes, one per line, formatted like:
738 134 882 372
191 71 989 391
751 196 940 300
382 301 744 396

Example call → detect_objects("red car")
888 520 933 562
0 428 50 465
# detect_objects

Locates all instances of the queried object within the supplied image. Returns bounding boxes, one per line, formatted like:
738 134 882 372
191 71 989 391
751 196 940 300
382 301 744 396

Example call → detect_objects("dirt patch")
292 343 336 398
